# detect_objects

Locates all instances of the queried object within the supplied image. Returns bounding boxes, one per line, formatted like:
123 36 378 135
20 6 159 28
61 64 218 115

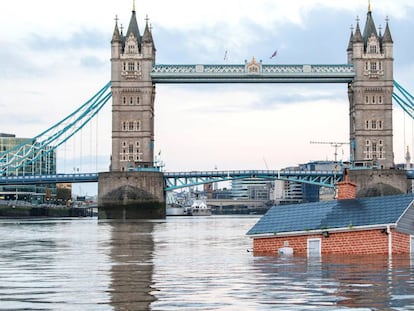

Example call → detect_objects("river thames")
1 215 414 310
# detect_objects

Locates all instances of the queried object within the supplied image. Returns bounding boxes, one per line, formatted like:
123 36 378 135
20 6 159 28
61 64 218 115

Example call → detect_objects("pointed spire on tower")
111 15 122 43
382 16 393 43
363 4 377 42
126 1 141 47
354 17 363 43
368 0 372 13
142 15 156 51
347 25 354 51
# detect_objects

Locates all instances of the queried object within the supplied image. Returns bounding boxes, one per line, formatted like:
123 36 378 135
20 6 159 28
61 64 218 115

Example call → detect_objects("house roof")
247 194 414 236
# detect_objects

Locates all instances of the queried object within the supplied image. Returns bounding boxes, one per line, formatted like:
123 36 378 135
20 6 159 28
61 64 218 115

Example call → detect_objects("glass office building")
0 133 56 202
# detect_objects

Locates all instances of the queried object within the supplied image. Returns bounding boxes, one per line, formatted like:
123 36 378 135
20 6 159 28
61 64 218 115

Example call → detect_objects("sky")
1 0 414 195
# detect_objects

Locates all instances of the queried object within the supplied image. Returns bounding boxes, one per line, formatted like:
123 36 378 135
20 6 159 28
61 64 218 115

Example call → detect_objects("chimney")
336 169 357 200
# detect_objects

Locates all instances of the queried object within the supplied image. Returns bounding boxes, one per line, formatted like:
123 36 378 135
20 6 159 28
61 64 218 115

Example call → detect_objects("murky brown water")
1 216 414 310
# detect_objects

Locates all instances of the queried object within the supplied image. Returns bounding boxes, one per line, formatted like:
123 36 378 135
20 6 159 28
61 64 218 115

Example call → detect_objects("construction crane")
310 141 349 163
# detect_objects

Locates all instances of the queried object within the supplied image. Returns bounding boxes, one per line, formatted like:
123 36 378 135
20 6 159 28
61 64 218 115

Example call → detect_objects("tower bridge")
2 3 414 219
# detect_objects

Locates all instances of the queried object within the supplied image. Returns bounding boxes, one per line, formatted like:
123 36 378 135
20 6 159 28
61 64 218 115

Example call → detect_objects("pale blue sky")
1 0 414 183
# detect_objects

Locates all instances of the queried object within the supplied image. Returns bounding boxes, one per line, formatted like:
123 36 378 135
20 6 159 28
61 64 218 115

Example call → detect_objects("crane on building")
310 141 349 163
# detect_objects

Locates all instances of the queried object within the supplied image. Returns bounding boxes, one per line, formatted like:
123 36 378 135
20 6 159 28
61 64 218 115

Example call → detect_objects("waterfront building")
231 178 272 201
0 133 56 202
274 161 339 204
248 177 414 256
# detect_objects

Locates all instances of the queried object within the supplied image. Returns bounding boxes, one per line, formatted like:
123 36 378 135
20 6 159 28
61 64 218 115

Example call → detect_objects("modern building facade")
231 178 273 201
0 133 56 202
110 4 156 172
348 5 394 169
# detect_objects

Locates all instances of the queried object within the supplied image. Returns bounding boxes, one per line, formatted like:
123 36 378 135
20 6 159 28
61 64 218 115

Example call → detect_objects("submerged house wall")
252 228 411 256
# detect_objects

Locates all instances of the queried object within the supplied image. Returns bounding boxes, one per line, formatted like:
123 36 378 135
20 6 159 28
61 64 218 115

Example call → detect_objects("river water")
1 215 414 310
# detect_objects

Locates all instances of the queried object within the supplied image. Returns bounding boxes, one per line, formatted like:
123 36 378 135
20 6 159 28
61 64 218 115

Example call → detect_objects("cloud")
26 29 108 51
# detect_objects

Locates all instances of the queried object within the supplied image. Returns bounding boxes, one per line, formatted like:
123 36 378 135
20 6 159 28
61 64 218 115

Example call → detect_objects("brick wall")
392 230 410 254
253 229 410 255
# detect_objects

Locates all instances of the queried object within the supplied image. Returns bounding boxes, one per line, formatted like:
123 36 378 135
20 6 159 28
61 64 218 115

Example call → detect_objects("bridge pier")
98 171 166 220
348 169 411 197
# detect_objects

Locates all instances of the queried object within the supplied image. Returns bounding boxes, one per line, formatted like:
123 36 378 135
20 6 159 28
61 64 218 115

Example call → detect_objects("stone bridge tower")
110 3 156 172
98 3 165 220
347 5 394 169
346 5 410 196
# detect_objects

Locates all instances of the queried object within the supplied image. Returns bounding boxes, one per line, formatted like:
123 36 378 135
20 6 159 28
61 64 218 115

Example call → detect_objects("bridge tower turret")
348 5 394 169
110 3 156 172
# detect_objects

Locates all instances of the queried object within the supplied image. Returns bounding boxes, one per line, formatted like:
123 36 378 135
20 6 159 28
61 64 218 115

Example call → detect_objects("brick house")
247 193 414 256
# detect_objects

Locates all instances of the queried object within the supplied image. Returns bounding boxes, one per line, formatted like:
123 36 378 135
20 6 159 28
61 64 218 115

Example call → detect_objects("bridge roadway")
1 169 414 189
0 169 344 189
151 64 355 84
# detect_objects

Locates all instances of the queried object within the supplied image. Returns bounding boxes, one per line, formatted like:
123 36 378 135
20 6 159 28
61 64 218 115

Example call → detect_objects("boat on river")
166 193 211 216
166 203 192 216
189 199 211 216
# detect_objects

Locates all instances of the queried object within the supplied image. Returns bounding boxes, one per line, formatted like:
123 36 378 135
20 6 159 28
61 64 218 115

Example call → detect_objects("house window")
371 120 377 129
366 120 369 129
122 141 127 147
379 96 382 104
372 96 376 104
369 45 377 54
130 97 133 105
122 122 127 131
128 122 134 131
136 141 140 147
123 62 126 71
128 62 135 71
371 62 377 71
137 97 140 105
378 120 382 129
123 97 126 104
129 143 134 153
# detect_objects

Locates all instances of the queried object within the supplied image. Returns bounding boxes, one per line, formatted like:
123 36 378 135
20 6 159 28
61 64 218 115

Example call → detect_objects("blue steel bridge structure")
1 63 414 190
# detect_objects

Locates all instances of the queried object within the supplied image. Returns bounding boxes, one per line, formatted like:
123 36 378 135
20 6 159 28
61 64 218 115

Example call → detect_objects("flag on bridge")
269 50 277 59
